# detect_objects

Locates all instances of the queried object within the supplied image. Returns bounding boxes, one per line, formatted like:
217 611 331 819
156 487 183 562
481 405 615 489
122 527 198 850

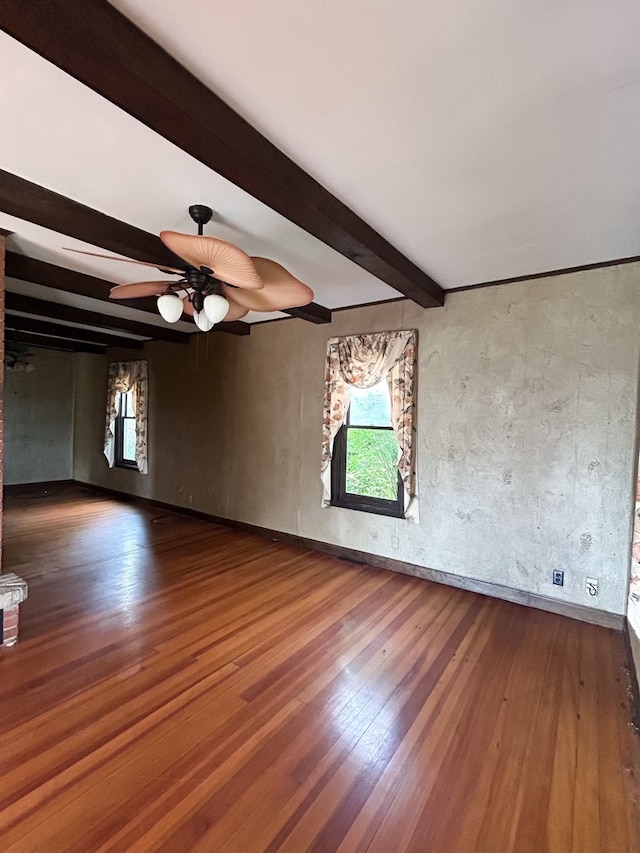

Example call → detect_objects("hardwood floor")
1 483 639 852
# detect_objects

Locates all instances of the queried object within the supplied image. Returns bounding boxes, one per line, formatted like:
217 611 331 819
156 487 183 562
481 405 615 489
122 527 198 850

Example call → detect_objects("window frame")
330 388 404 519
114 390 139 471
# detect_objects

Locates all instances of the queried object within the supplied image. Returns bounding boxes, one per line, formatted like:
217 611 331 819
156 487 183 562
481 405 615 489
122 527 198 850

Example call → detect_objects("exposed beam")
6 251 159 313
0 170 179 269
283 302 332 324
5 314 144 349
0 1 443 309
6 293 190 344
217 318 251 336
5 329 105 355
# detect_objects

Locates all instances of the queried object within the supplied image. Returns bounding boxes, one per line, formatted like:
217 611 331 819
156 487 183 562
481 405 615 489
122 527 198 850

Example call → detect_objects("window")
114 390 138 470
331 381 404 517
104 360 148 474
321 330 418 522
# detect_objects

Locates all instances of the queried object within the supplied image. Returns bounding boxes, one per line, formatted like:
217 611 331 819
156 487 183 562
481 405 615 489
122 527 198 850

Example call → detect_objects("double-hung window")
114 389 138 470
331 381 403 518
321 330 418 522
104 360 148 474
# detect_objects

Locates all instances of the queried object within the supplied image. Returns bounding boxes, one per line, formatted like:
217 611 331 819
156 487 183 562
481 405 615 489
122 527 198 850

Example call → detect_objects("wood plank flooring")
1 483 639 852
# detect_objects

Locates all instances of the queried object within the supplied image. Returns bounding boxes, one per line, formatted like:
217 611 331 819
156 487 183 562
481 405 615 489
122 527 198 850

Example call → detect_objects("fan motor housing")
191 290 204 313
183 266 223 315
188 204 213 230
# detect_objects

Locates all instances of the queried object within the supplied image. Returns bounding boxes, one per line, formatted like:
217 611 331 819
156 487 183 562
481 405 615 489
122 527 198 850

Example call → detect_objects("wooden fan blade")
160 232 264 290
110 281 172 299
222 301 249 322
223 258 314 312
64 247 183 275
181 296 194 316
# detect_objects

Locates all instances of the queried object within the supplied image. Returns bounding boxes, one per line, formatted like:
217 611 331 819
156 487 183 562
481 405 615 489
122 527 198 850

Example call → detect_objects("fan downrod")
188 204 213 235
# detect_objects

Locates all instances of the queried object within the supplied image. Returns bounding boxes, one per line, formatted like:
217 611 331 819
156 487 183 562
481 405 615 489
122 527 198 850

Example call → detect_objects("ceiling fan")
66 205 314 331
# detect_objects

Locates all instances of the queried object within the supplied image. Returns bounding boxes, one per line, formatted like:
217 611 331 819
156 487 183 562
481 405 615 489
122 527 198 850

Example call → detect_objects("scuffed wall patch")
580 533 593 554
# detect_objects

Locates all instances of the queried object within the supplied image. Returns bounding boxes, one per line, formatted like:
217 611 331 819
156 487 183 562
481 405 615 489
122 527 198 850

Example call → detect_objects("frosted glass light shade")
203 293 230 324
194 310 215 332
157 293 183 323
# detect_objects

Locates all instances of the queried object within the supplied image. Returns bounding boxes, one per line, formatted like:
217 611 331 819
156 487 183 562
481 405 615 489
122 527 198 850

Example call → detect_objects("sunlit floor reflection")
7 492 173 629
328 674 402 769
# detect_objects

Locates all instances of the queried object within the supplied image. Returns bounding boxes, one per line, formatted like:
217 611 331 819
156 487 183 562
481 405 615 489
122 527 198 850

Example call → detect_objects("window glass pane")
122 419 137 462
124 390 135 418
349 381 392 427
345 428 399 500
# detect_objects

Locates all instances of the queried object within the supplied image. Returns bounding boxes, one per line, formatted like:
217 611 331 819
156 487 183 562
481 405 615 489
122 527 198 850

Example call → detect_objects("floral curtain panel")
321 330 418 521
103 360 148 474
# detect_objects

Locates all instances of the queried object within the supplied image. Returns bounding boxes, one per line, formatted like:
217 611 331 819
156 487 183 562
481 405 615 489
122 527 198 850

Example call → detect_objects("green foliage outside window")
345 428 399 500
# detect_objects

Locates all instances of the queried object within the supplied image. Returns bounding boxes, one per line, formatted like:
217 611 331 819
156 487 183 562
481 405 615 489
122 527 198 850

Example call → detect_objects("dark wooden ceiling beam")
283 302 332 324
5 329 105 355
0 170 180 269
6 293 190 344
0 1 443 309
4 251 251 336
6 251 159 312
5 314 144 349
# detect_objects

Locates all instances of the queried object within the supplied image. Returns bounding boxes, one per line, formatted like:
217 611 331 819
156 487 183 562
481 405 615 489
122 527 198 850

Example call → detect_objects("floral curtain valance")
321 330 418 521
103 360 148 474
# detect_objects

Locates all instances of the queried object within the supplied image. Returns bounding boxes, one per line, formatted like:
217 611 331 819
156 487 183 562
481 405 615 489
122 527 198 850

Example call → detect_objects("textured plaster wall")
73 265 640 616
627 414 640 670
5 347 75 485
72 338 232 508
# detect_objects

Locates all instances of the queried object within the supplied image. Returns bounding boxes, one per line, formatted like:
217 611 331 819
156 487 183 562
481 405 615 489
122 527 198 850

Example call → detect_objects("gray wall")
73 264 640 617
5 347 75 485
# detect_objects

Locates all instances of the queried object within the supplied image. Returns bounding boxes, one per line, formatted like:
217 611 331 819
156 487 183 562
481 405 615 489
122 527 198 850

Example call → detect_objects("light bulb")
194 310 215 332
203 293 230 324
157 293 183 323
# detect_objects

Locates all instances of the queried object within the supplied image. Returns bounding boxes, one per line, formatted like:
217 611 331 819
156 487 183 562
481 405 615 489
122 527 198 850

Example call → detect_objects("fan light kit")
66 204 314 331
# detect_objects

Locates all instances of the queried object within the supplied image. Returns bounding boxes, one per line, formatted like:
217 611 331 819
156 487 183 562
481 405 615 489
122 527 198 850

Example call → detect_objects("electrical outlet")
391 536 399 550
552 570 564 587
586 577 599 597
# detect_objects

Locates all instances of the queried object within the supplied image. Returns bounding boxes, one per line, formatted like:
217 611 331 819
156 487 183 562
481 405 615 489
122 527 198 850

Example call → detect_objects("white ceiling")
1 0 639 333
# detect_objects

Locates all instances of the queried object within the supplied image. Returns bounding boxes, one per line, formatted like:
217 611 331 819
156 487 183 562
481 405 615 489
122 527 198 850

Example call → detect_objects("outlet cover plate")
553 570 564 587
586 577 599 597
